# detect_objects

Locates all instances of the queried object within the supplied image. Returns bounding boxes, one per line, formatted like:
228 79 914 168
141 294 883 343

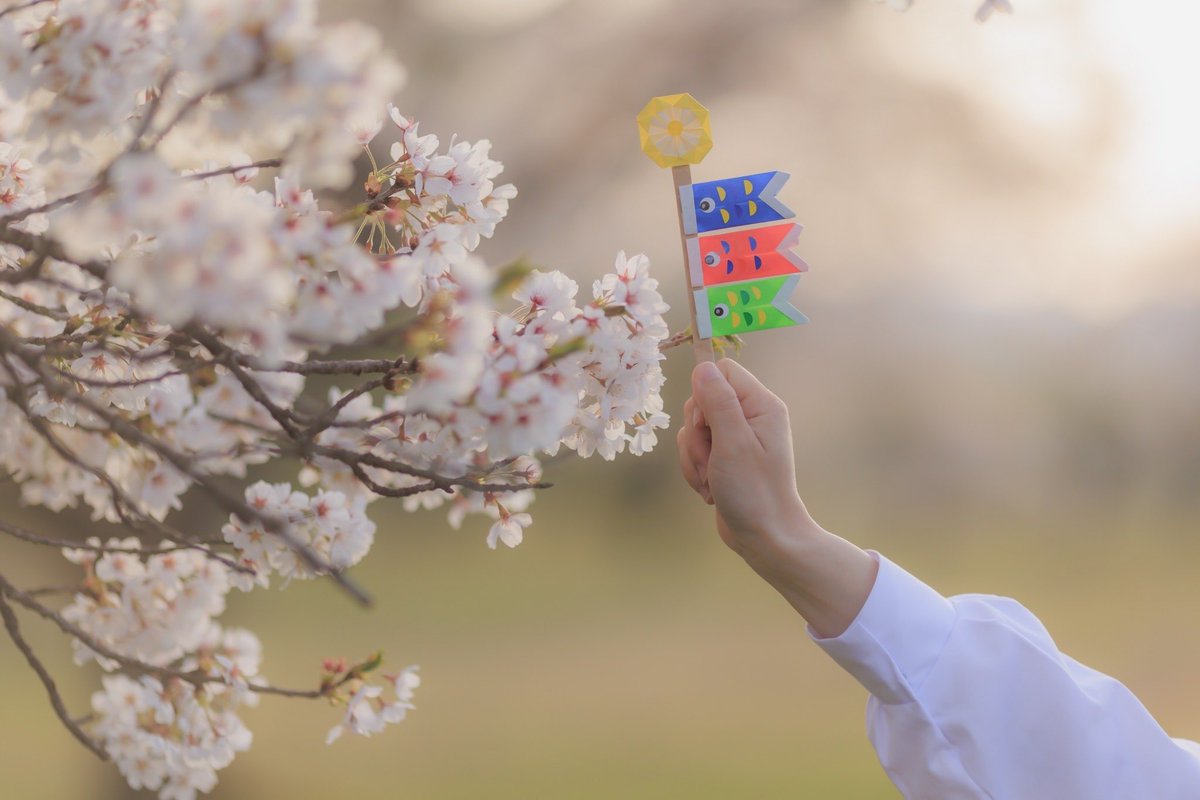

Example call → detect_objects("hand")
677 358 878 638
677 358 814 560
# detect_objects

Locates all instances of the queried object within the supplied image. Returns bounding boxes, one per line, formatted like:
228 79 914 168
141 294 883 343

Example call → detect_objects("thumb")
691 361 753 448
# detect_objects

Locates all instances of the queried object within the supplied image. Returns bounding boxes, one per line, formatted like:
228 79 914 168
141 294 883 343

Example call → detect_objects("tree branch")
0 357 250 574
0 0 51 21
0 285 68 320
0 592 108 760
0 519 224 557
0 327 373 606
189 328 305 438
0 227 109 283
0 572 363 703
304 376 388 439
659 329 693 351
306 443 550 494
246 356 415 376
185 159 283 182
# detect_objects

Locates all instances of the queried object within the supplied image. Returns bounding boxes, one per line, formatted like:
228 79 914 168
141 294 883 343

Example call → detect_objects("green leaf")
493 257 536 301
350 651 384 677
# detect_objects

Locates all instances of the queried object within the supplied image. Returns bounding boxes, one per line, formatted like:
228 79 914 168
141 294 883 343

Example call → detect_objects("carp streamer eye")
703 251 720 267
713 303 729 318
698 197 716 213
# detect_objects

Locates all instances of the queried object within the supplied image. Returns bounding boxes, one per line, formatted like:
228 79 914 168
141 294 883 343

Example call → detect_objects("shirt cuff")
808 551 957 705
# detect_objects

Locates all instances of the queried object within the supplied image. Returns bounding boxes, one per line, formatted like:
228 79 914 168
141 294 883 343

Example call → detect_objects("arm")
678 359 1200 799
677 358 877 639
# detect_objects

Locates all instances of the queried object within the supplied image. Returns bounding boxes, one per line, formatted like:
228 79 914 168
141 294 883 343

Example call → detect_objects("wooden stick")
671 164 715 363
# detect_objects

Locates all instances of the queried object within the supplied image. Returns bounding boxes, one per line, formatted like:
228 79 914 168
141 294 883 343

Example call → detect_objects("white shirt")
811 552 1200 799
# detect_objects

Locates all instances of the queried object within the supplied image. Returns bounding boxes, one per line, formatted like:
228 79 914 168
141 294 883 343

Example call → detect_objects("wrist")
735 496 822 576
750 520 879 639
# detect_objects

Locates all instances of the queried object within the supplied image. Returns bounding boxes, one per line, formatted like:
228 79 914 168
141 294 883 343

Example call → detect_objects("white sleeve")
810 551 1200 800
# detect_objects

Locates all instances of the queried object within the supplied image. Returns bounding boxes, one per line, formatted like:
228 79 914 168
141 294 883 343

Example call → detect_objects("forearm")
736 508 878 639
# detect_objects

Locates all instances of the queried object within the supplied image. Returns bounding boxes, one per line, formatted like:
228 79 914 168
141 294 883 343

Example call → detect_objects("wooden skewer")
671 164 716 363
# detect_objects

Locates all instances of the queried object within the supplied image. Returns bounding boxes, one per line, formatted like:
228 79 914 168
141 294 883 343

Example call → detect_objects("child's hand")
676 359 813 557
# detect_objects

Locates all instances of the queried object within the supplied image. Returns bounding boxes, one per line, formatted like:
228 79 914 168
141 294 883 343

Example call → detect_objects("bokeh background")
3 0 1200 797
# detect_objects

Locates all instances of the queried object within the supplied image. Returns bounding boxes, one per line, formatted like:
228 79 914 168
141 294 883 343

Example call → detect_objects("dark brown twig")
0 519 222 557
0 0 51 21
185 159 283 182
0 592 108 760
0 286 69 319
247 356 414 376
0 572 359 702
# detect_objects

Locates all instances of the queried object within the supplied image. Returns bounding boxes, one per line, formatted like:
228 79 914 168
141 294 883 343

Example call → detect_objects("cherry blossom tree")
0 1 677 796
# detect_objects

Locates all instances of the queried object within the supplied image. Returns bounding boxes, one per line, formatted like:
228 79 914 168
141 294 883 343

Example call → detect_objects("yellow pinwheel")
636 93 713 168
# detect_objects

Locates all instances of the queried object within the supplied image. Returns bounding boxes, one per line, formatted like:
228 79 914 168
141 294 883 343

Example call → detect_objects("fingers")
676 412 710 501
680 397 713 502
684 396 706 431
681 359 785 506
691 360 754 452
717 359 788 422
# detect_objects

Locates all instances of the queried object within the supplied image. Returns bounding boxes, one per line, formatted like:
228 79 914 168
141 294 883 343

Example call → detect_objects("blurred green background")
3 0 1200 797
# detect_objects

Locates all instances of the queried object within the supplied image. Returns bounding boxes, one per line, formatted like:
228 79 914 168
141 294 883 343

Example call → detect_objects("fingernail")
695 361 721 384
692 409 703 428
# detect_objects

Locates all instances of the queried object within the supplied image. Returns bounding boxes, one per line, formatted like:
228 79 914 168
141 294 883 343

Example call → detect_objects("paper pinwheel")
636 93 713 169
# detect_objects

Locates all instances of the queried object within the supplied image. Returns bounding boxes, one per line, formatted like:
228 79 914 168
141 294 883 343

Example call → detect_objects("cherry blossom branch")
248 670 360 700
659 328 744 356
0 0 50 21
0 286 68 320
188 328 415 443
25 586 84 598
0 248 49 284
192 330 305 438
0 146 275 229
50 363 192 389
304 376 389 439
142 60 269 152
0 571 369 702
127 70 177 153
0 571 185 678
339 310 425 349
0 519 225 558
243 355 416 376
0 227 109 283
0 355 251 574
329 409 402 429
658 329 693 351
17 330 95 348
306 443 551 494
0 185 101 227
0 329 371 604
0 592 109 760
0 81 176 224
345 462 437 499
184 159 283 182
4 230 548 527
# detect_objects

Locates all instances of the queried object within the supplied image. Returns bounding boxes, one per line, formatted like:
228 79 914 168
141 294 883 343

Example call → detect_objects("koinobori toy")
636 93 808 362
